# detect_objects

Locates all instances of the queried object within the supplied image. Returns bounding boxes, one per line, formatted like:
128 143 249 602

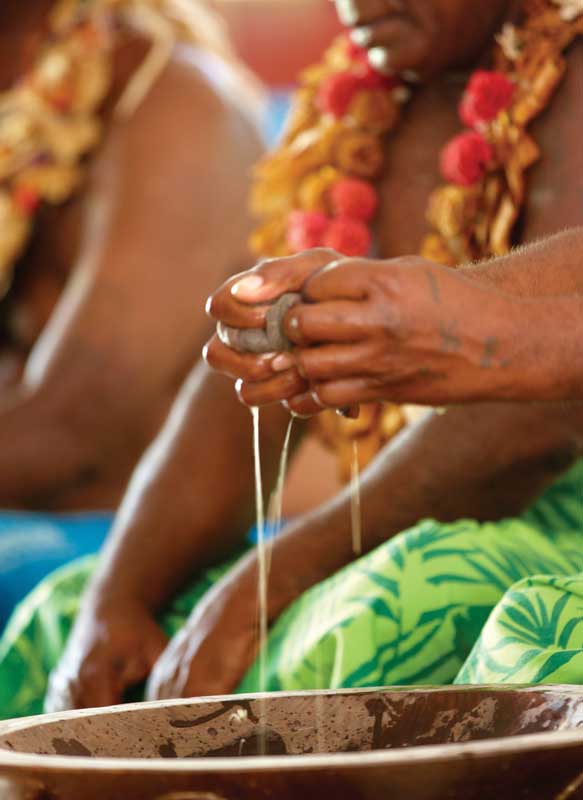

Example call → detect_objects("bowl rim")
1 685 583 775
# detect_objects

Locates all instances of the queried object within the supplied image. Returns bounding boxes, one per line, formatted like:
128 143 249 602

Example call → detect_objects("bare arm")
0 53 264 510
464 227 583 297
88 363 294 613
220 399 583 624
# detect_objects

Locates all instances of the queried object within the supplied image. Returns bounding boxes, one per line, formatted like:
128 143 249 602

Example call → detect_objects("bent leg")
456 573 583 685
239 517 583 693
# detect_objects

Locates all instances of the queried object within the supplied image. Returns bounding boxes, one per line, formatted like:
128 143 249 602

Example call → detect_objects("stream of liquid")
350 441 362 557
251 408 268 755
251 410 363 756
251 407 266 671
266 417 294 575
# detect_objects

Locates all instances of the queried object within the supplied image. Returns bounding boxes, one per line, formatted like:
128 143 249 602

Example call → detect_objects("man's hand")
206 250 537 411
146 569 258 700
45 598 168 712
205 249 340 416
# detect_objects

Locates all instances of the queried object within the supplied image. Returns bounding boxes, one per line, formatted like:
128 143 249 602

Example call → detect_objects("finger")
44 672 77 714
121 636 168 688
144 629 170 671
230 249 340 304
206 274 269 329
303 258 375 302
203 335 277 382
144 667 167 701
282 392 322 417
336 0 404 27
285 301 371 346
313 378 381 408
69 672 120 709
236 370 308 407
296 342 377 381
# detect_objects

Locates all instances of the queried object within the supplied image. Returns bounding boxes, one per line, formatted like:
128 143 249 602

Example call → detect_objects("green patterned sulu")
1 460 582 720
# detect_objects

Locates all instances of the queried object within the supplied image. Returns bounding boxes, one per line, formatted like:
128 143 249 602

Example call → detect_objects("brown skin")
0 2 263 510
47 0 583 709
206 231 583 411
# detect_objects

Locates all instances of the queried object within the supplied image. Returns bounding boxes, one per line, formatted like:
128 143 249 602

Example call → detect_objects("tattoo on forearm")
426 271 441 304
440 321 461 352
418 367 449 381
481 337 499 368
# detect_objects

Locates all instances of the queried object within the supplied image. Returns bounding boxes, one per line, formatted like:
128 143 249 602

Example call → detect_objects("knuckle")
249 360 269 382
295 351 311 378
310 247 340 260
311 385 330 408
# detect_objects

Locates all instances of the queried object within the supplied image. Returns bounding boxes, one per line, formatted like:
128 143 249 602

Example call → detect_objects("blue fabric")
264 90 292 146
247 521 288 545
0 512 287 634
0 512 112 633
0 89 292 636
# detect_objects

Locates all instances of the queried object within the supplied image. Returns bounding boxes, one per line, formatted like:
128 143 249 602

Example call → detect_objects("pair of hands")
45 568 257 712
204 249 522 414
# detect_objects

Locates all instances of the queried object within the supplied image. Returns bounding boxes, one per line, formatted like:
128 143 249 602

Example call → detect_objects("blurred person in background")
0 0 264 626
2 0 582 720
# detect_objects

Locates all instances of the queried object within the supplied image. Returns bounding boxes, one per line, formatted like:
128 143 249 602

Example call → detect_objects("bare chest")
376 42 583 260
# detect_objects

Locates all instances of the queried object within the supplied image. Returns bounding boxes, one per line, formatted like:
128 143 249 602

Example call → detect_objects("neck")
0 0 54 91
441 0 524 82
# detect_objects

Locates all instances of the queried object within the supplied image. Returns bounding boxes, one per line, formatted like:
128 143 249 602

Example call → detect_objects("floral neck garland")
249 0 583 482
0 0 197 297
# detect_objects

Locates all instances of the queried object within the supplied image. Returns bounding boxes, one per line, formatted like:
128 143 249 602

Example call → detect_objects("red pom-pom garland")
459 70 515 128
324 216 372 257
317 71 361 118
330 178 378 221
440 131 493 187
287 211 331 252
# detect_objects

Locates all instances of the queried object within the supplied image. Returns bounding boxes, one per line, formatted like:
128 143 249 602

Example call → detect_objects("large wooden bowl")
2 686 583 799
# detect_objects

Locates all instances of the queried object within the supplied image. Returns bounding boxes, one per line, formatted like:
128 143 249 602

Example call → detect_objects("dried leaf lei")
0 0 191 297
249 0 583 482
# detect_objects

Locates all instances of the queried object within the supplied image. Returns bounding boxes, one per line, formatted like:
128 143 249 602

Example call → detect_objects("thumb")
231 250 340 304
144 625 170 669
122 626 169 685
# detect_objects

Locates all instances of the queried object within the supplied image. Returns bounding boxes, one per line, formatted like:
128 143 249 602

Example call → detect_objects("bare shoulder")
102 45 265 179
524 37 583 241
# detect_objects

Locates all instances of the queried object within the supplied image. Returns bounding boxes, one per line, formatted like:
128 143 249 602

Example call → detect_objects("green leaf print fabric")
1 461 582 720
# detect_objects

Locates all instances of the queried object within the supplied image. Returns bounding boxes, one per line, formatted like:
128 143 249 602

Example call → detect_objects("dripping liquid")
250 413 362 756
251 410 295 755
251 407 268 754
350 441 362 557
266 416 294 574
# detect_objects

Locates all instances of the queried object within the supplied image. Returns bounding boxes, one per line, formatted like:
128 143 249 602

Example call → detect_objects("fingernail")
231 275 264 297
202 343 209 362
311 390 327 409
335 0 359 26
367 47 393 74
272 354 294 372
205 296 213 316
283 398 312 419
350 27 373 48
216 322 229 347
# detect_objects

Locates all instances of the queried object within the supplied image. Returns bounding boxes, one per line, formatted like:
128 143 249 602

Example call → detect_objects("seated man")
1 0 582 718
0 0 264 624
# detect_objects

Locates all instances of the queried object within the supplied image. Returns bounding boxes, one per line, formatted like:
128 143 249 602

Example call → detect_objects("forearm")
464 227 583 297
0 386 91 508
87 363 298 613
240 402 583 616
